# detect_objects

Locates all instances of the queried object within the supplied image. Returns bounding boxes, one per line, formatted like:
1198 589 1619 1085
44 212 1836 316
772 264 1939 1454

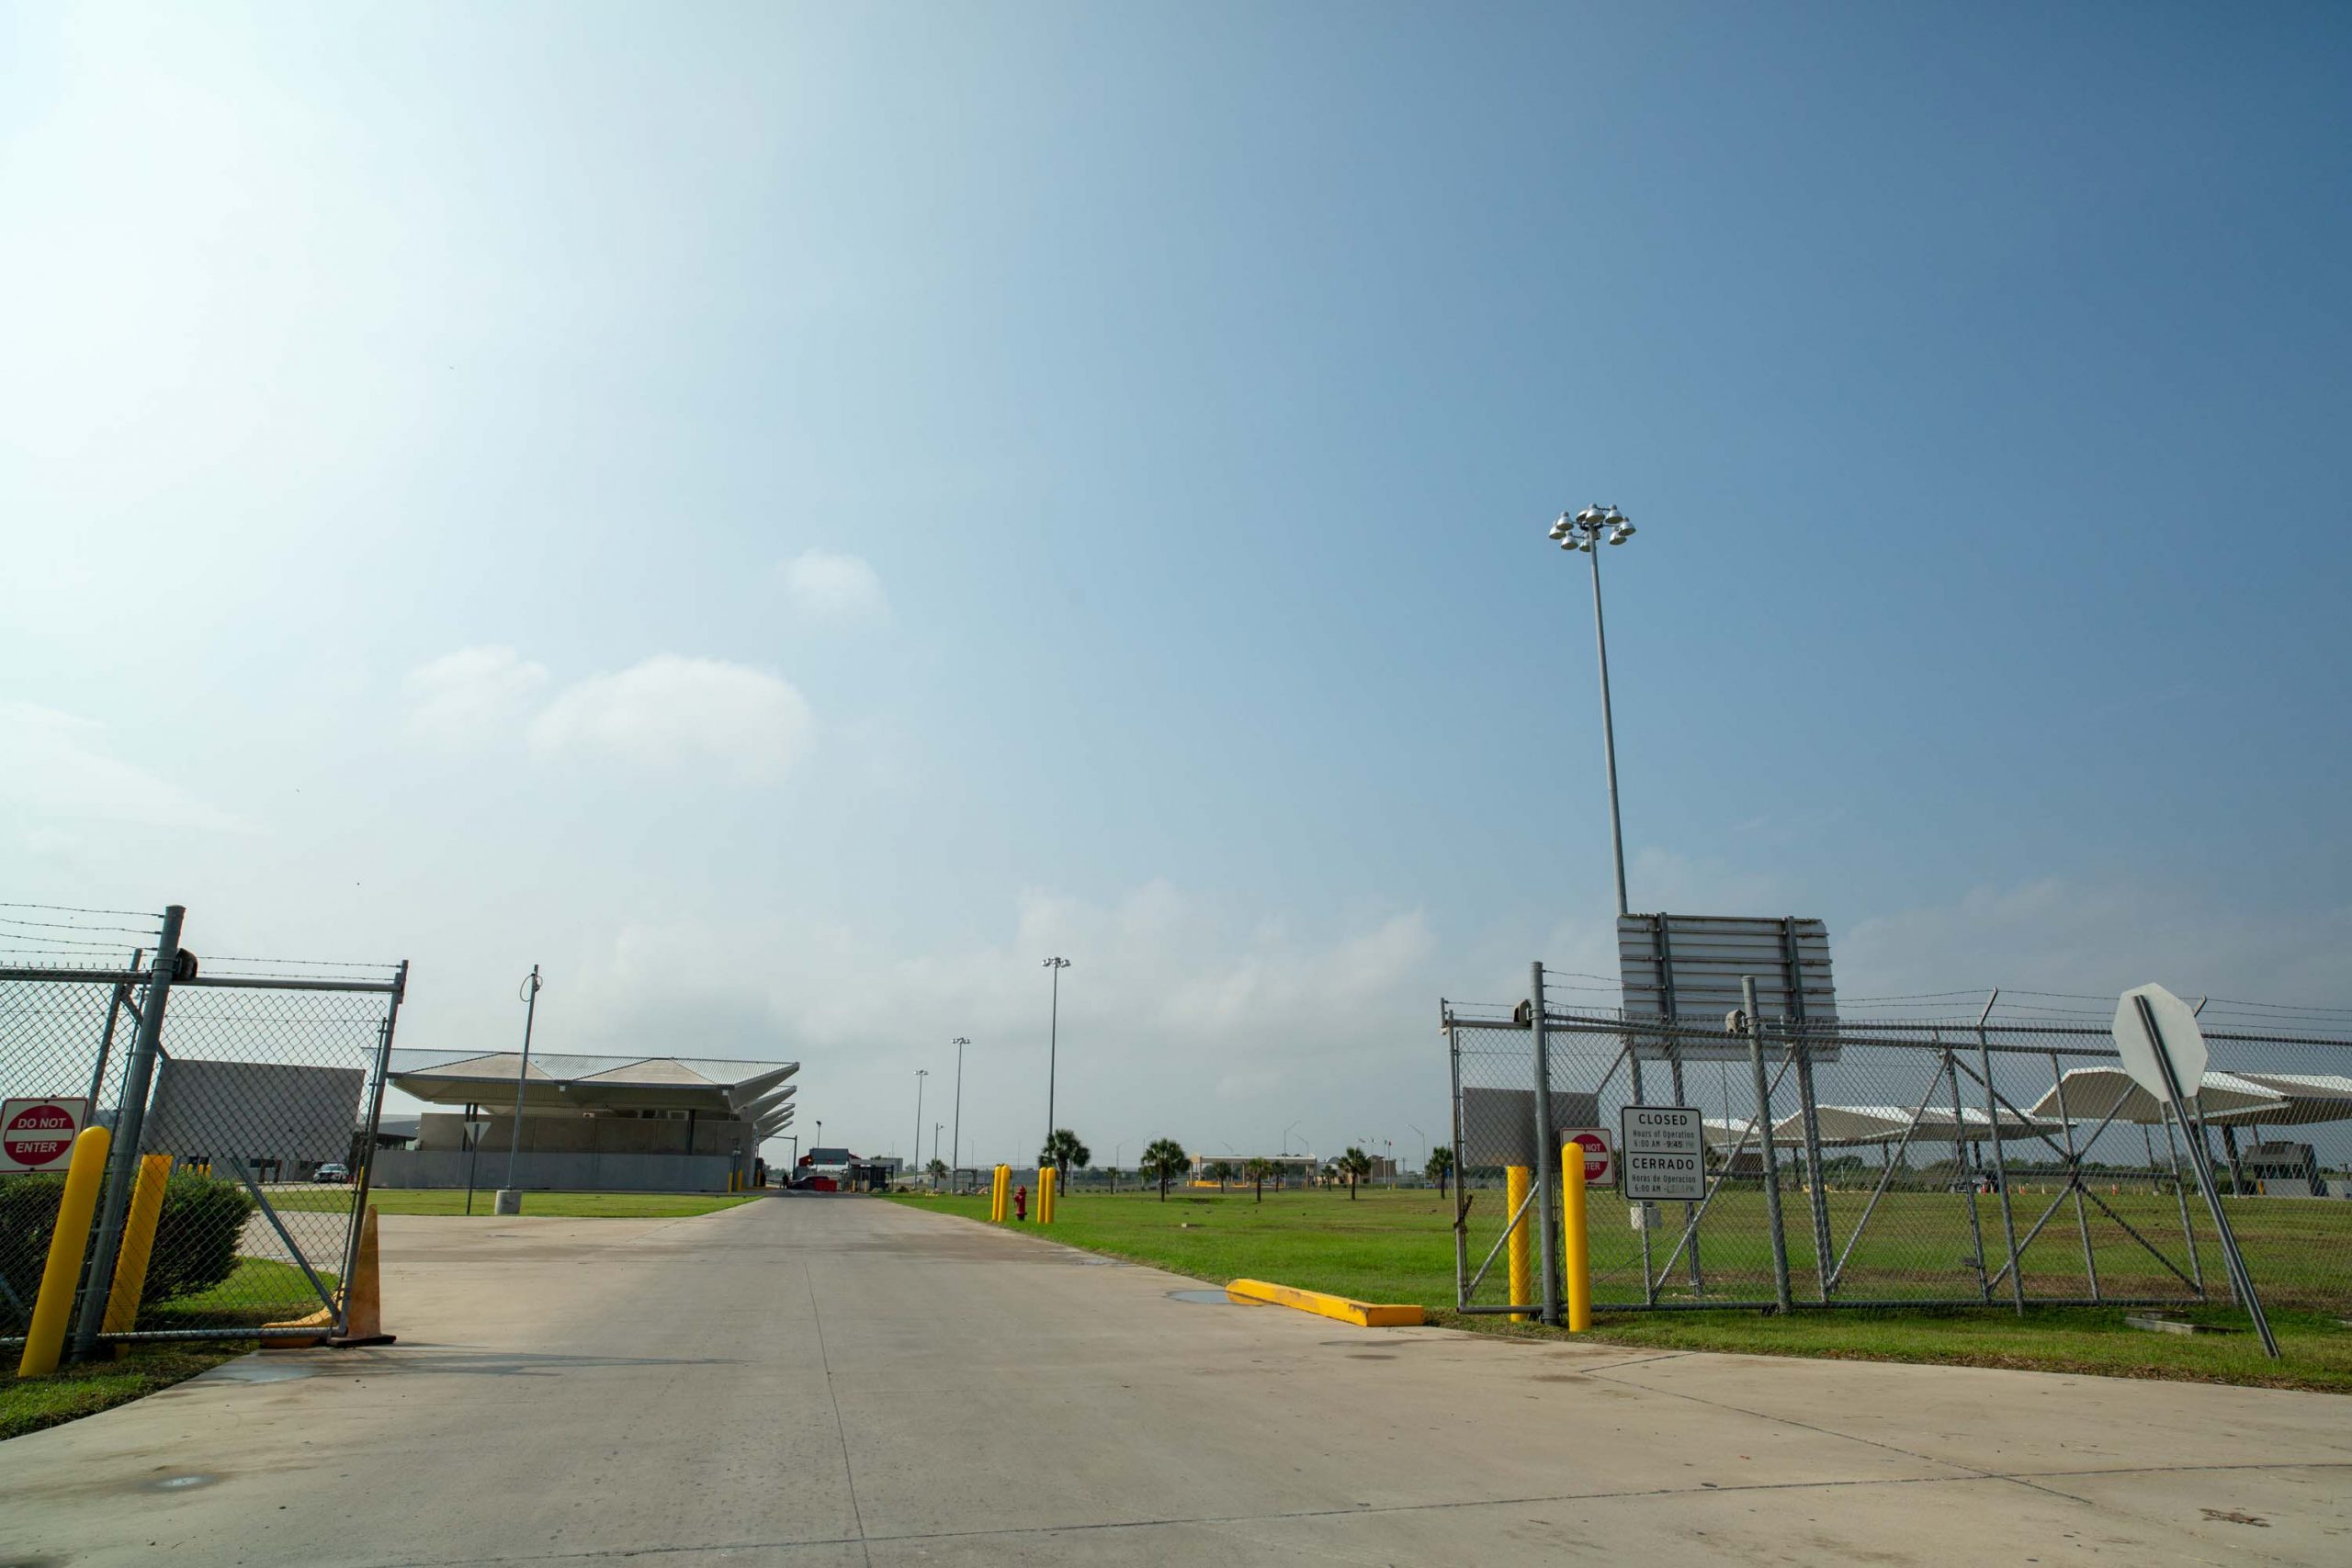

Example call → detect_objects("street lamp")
1041 957 1070 1163
911 1069 928 1188
951 1037 969 1179
1546 503 1638 918
1282 1120 1303 1155
503 964 544 1195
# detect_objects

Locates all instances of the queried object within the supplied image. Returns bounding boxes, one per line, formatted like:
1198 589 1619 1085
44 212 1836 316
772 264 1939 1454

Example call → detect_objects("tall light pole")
503 965 543 1192
911 1069 928 1184
1282 1120 1303 1155
951 1037 969 1177
1547 504 1638 917
1041 957 1070 1164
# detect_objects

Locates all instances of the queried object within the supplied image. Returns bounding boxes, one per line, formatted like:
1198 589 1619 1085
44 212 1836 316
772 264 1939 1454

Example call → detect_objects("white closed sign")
1620 1105 1706 1201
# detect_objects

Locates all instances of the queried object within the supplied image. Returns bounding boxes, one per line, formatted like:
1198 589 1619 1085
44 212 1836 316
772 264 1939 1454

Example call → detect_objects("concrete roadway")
3 1195 2347 1567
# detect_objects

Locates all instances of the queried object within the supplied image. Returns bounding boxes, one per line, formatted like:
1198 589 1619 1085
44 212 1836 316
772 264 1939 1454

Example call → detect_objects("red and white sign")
1563 1127 1614 1187
2 1097 90 1173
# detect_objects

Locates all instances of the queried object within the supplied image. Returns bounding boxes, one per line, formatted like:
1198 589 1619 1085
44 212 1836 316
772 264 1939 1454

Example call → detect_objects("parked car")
313 1162 351 1183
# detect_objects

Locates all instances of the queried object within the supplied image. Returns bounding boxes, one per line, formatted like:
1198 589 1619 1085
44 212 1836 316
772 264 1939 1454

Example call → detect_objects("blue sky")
5 3 2348 1166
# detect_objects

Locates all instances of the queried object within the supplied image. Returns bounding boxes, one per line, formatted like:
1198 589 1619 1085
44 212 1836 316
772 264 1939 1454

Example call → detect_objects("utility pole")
911 1069 928 1187
503 965 543 1191
951 1037 969 1177
1545 504 1639 917
1041 958 1070 1164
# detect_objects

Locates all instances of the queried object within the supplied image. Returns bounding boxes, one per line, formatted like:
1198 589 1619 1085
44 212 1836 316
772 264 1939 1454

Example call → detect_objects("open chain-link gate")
3 901 406 1354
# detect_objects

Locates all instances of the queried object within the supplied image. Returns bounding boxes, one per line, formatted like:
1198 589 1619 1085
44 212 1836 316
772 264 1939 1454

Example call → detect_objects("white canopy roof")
390 1050 797 1121
2024 1066 2288 1128
2209 1072 2352 1127
1702 1106 2047 1150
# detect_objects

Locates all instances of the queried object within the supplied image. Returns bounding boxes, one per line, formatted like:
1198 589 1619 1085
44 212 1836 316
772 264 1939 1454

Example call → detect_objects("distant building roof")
388 1051 797 1137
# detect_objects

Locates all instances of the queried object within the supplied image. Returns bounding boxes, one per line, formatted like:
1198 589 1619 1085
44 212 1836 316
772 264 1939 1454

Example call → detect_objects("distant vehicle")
313 1162 350 1183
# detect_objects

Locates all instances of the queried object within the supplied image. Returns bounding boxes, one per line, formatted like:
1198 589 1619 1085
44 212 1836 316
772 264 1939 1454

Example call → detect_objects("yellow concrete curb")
1225 1278 1424 1327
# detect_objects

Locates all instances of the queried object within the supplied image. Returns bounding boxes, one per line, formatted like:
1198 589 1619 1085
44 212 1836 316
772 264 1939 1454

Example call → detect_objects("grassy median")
888 1185 2352 1393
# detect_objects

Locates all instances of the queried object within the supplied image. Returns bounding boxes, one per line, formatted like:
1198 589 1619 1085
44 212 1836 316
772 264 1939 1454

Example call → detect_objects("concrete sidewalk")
3 1195 2346 1566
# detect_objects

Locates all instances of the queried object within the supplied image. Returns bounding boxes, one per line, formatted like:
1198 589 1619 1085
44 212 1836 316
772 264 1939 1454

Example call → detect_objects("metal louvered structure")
389 1050 798 1136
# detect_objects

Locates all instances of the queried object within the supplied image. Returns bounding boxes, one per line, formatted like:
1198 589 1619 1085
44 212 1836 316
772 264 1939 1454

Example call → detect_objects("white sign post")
2113 983 2278 1359
1620 1105 1706 1202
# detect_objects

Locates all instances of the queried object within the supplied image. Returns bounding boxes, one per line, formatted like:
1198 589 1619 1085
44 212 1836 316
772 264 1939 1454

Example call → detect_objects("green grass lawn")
3 1258 343 1442
1 1340 249 1441
270 1189 761 1219
888 1185 2352 1393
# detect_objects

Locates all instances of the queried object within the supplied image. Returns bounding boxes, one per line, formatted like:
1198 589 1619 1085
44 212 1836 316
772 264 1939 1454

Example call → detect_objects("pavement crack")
804 1260 872 1568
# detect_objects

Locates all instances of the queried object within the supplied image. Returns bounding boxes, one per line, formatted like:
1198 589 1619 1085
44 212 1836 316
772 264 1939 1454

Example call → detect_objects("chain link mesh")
1448 978 2352 1315
2 907 402 1347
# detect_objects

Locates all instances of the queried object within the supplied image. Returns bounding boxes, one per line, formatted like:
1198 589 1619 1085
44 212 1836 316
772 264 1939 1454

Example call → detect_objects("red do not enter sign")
1 1097 89 1172
1564 1128 1614 1186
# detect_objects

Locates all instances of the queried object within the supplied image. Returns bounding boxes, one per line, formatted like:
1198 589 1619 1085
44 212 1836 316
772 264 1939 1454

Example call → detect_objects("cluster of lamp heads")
1549 504 1635 551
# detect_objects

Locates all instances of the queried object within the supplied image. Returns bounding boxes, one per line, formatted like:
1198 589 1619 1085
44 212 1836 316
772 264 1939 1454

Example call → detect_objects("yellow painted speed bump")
1225 1279 1424 1327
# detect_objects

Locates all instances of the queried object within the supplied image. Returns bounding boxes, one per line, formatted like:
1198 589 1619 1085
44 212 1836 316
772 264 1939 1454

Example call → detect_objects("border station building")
375 1050 797 1192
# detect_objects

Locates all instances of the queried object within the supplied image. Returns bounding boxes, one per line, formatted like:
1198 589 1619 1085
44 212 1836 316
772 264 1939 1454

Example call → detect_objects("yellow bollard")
1505 1165 1532 1322
990 1164 1009 1223
1039 1165 1057 1224
17 1125 112 1378
100 1154 175 1349
1561 1142 1591 1333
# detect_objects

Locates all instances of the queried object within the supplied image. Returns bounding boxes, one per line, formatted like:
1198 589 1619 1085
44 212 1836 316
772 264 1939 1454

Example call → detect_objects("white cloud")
527 880 1447 1165
778 550 888 626
1841 879 2352 1009
401 646 549 745
0 702 254 834
527 655 812 781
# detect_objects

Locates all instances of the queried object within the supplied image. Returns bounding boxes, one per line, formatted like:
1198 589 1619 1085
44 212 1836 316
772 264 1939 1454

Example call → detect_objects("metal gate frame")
2 904 409 1349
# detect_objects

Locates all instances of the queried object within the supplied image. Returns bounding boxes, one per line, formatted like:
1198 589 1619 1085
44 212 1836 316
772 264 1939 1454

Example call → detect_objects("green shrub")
144 1175 254 1303
1 1174 69 1325
0 1170 255 1323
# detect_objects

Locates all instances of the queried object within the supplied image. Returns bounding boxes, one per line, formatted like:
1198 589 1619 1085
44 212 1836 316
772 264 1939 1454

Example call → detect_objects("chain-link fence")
2 901 406 1353
1447 965 2352 1319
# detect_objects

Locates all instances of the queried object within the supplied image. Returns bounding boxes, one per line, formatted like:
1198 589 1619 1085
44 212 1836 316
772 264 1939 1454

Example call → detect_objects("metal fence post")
2048 1050 2101 1303
1974 993 2026 1314
1939 1034 1990 1302
1743 976 1793 1313
1529 964 1562 1325
1792 1029 1834 1303
1446 1010 1469 1311
71 905 184 1359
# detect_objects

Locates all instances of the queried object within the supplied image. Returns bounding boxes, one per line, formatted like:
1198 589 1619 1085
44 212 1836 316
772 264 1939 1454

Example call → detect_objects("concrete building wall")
371 1148 741 1191
414 1112 754 1156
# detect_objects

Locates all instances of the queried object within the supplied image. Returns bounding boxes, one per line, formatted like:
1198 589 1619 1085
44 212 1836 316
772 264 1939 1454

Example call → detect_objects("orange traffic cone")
263 1203 395 1349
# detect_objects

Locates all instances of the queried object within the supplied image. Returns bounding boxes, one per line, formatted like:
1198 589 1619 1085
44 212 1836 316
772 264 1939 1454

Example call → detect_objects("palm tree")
1423 1145 1454 1195
1205 1159 1236 1192
925 1156 948 1189
1245 1156 1275 1202
1040 1128 1091 1192
1339 1145 1372 1200
1138 1137 1189 1201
